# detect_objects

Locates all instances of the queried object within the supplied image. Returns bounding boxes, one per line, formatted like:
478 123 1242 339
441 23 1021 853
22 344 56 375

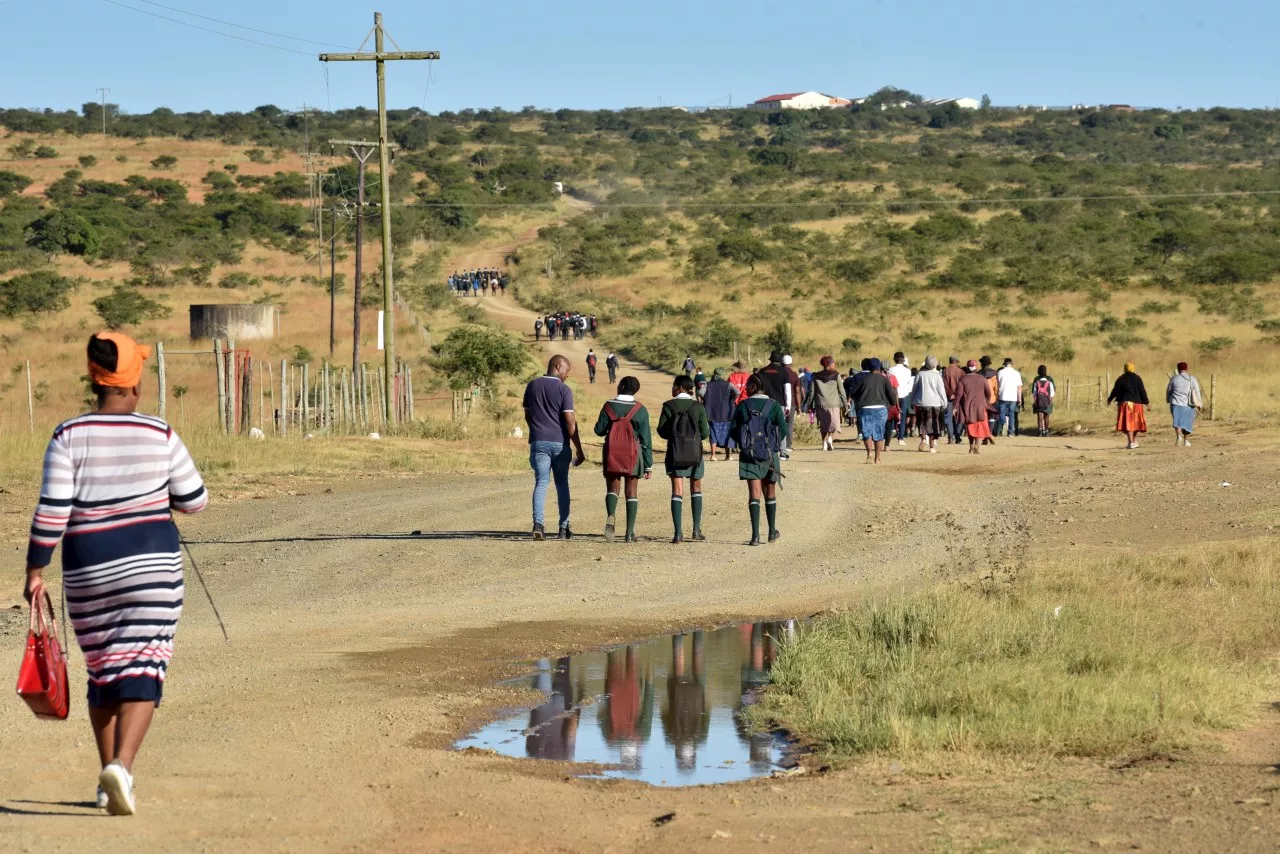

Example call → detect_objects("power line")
390 189 1280 209
128 0 353 48
100 0 316 56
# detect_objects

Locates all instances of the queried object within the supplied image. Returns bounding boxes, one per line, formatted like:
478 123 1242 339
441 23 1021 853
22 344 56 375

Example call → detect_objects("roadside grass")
0 419 528 497
753 541 1280 761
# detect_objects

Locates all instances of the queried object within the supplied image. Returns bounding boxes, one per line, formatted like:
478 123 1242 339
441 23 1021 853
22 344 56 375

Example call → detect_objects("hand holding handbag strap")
28 583 63 652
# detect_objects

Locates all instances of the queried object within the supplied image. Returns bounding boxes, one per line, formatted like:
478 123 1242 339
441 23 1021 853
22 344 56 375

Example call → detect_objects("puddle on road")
455 621 798 787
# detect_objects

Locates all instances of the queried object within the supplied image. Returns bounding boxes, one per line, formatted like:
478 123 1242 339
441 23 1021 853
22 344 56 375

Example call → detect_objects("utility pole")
329 140 382 373
96 88 111 136
320 14 439 425
329 203 337 358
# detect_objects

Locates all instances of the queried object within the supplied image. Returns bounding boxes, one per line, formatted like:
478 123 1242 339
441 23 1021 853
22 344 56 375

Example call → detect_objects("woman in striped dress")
24 332 207 816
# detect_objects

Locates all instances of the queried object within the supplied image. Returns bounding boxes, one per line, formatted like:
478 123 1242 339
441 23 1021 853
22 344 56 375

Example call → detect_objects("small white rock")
368 432 382 440
248 427 265 440
511 426 524 439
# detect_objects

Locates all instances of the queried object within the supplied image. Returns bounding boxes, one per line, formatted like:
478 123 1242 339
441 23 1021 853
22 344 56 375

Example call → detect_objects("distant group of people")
448 268 508 297
534 312 596 342
520 348 1207 546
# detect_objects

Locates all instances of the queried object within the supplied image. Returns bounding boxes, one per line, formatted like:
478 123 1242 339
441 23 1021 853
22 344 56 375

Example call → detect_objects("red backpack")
603 403 642 476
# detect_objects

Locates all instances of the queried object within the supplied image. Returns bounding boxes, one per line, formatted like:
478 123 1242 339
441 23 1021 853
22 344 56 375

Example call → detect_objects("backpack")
603 403 642 477
1033 377 1052 409
667 405 703 469
587 353 597 366
738 400 780 464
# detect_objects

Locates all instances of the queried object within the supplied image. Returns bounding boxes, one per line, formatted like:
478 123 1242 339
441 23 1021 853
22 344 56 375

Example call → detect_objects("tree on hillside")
92 285 172 329
25 210 100 258
0 170 33 197
0 271 78 317
430 324 528 391
716 231 771 272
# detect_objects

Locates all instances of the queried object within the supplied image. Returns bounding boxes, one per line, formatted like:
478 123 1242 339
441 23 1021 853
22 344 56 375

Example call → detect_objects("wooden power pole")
320 14 439 425
328 140 381 373
96 88 111 136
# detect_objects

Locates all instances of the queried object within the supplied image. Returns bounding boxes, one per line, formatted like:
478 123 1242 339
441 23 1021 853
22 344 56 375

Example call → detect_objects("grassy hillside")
4 99 1280 429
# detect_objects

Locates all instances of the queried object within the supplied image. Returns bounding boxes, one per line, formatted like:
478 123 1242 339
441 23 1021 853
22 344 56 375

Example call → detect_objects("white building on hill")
920 97 982 110
752 91 852 110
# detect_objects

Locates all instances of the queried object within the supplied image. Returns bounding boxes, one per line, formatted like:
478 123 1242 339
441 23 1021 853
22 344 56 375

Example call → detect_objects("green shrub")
0 271 78 317
33 145 58 159
1193 336 1235 358
77 155 98 168
92 286 172 329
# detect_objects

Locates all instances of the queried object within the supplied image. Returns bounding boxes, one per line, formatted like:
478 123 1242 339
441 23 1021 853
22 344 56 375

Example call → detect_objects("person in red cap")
24 332 208 816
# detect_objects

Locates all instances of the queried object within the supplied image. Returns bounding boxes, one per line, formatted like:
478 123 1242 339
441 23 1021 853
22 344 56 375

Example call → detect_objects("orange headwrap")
89 331 151 388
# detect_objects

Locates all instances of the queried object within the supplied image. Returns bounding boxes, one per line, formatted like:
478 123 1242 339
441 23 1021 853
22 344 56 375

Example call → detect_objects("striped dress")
27 412 207 707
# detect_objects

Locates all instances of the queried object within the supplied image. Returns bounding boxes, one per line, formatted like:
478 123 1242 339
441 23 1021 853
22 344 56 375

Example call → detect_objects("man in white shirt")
995 357 1023 437
887 352 915 444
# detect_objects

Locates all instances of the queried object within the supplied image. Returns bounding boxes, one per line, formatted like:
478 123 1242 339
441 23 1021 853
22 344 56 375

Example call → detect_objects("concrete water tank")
189 304 276 341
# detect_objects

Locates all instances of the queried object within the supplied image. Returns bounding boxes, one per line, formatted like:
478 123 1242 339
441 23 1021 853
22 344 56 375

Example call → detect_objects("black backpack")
738 400 781 464
668 405 703 469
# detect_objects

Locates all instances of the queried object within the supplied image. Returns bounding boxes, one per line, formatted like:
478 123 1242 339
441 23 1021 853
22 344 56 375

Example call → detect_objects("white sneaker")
1183 439 1191 447
99 761 136 816
96 786 109 810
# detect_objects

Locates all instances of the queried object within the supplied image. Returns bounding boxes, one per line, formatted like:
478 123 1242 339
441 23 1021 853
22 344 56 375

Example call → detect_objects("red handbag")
15 584 70 720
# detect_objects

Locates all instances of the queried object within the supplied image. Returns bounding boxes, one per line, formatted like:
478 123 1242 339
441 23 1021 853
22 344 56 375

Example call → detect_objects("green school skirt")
666 458 706 479
738 454 780 484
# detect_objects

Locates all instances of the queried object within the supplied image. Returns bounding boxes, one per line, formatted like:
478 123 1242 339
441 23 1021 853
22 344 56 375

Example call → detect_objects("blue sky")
2 0 1277 114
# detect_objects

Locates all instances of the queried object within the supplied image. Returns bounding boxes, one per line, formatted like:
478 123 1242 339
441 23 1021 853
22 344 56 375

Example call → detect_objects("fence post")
241 356 252 433
1064 377 1071 411
301 363 310 430
213 340 227 434
226 339 236 434
24 359 34 433
279 358 288 436
156 341 167 421
1210 374 1216 421
407 366 414 421
1096 376 1103 408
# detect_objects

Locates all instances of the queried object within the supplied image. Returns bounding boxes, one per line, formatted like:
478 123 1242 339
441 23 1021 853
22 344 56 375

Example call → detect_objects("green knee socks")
748 499 761 541
765 499 777 536
605 491 618 518
670 495 683 538
691 492 703 535
626 497 639 538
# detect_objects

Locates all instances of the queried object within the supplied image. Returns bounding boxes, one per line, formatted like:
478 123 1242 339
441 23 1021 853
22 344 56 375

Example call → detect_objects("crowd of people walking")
448 268 509 297
534 312 597 342
521 348 1206 544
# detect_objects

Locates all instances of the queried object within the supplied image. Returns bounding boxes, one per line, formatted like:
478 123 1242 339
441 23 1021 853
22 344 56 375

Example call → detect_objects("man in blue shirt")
522 355 586 540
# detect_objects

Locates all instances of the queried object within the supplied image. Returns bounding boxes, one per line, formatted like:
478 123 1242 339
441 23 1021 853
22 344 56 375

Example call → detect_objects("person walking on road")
996 357 1023 437
912 355 947 453
605 352 619 384
657 376 710 544
955 359 996 454
1108 362 1150 449
586 349 598 384
727 361 751 404
1166 361 1203 447
703 367 737 461
942 355 965 444
1031 365 1056 437
534 317 543 341
682 355 696 379
755 352 793 459
523 355 586 540
731 375 787 545
887 352 914 445
851 358 895 464
594 376 652 543
806 356 847 451
25 332 209 816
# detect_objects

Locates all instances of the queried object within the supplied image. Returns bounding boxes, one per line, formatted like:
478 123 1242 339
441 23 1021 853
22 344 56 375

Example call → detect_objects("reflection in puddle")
455 621 797 786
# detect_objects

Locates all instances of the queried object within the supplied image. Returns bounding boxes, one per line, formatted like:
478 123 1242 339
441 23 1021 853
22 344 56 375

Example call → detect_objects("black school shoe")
559 525 573 540
691 530 706 542
532 523 545 541
769 529 782 543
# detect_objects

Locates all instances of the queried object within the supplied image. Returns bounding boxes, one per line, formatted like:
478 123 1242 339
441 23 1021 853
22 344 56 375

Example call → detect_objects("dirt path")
3 423 1279 851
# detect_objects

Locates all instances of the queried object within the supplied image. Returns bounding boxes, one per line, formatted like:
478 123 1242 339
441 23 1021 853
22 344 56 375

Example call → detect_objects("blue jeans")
944 405 960 442
896 398 910 440
996 401 1020 436
529 441 571 528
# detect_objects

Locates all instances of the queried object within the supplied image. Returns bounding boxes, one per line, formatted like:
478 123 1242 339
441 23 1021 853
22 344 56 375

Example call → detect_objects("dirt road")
3 421 1279 852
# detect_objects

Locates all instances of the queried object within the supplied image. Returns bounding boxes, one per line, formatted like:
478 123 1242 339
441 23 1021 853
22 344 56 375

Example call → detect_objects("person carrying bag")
16 582 70 721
